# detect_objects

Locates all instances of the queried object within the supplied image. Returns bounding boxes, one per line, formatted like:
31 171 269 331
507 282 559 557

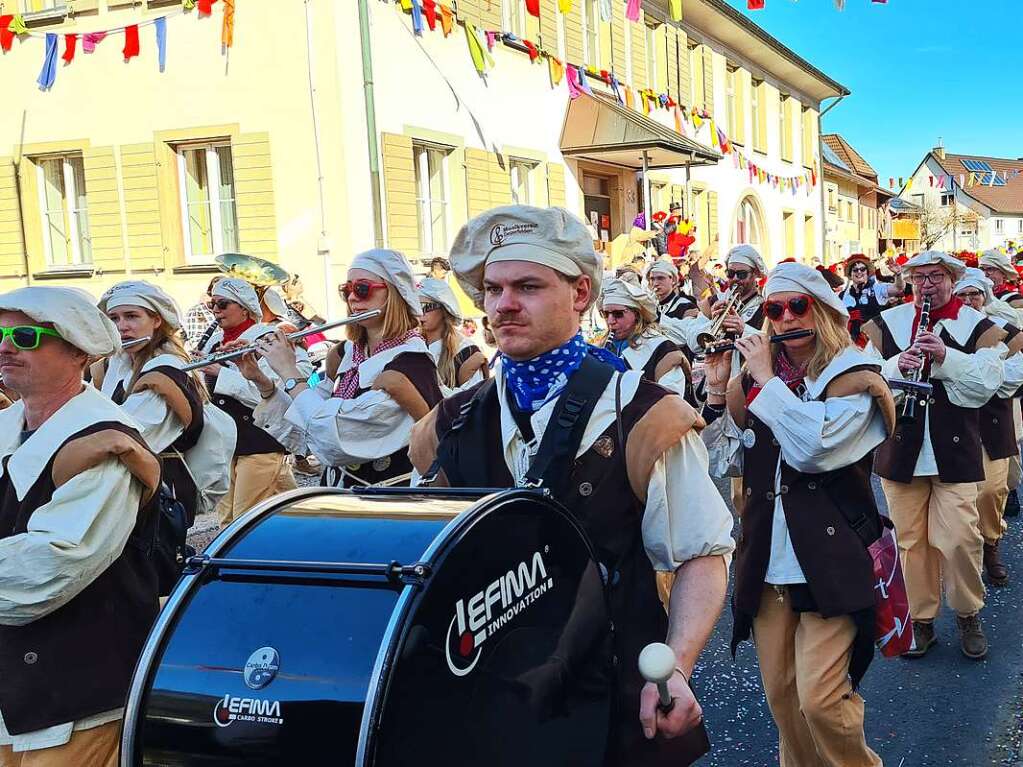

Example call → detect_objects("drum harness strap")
423 356 621 503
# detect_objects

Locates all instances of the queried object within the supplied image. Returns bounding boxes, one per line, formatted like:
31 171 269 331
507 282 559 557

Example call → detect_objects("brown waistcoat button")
24 652 37 664
826 526 836 536
808 481 818 490
952 436 960 443
579 481 593 496
765 491 775 501
745 487 752 497
993 417 999 424
780 485 789 495
928 398 936 405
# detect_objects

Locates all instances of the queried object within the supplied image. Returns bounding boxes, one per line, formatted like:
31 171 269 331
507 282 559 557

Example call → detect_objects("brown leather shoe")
956 614 988 659
984 542 1009 586
902 620 936 658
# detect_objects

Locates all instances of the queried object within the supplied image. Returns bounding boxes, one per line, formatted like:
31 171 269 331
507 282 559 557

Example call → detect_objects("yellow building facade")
1 0 844 320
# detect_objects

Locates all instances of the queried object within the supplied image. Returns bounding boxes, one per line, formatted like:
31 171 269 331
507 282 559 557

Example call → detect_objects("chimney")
933 137 945 160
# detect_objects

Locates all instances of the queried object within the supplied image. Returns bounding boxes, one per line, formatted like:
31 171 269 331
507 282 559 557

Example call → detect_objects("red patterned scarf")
333 329 422 400
221 318 255 345
746 349 808 406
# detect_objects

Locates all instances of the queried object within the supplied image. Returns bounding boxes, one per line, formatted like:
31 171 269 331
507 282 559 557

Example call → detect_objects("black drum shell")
121 488 614 766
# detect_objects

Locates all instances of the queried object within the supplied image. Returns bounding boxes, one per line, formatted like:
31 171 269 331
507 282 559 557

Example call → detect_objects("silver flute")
182 310 382 372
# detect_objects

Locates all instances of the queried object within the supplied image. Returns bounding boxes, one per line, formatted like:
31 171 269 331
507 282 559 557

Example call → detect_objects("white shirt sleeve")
700 407 744 478
748 377 887 474
118 389 184 453
0 460 143 626
281 384 415 468
1000 353 1023 398
931 343 1006 408
655 365 688 399
641 430 735 572
214 354 314 409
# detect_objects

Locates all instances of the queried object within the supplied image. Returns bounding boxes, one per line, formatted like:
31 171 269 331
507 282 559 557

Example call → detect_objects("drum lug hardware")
388 561 432 585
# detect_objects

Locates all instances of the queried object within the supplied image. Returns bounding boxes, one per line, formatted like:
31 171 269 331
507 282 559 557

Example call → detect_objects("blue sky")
723 0 1022 187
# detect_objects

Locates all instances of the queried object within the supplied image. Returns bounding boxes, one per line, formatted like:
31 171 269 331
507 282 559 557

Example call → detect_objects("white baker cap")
212 278 263 320
600 278 659 322
98 280 184 330
979 249 1016 278
954 267 993 305
349 248 423 317
449 205 603 311
646 259 679 280
726 244 767 275
904 250 966 282
764 262 848 318
417 277 462 321
261 287 290 320
0 286 120 355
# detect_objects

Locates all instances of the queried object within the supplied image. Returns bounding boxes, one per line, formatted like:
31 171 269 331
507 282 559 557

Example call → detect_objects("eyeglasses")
601 309 632 321
207 299 236 311
763 295 814 321
421 301 443 314
0 325 62 351
850 266 869 274
909 272 948 286
339 280 388 300
957 290 984 300
726 269 751 280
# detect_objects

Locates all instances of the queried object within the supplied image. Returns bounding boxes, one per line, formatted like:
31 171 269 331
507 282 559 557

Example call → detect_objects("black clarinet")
900 295 932 424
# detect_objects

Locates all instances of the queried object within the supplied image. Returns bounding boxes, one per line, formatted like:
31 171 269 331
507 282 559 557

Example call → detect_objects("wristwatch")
283 377 300 393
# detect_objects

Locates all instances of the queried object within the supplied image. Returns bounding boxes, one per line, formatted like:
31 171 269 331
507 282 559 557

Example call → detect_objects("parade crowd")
2 202 1022 767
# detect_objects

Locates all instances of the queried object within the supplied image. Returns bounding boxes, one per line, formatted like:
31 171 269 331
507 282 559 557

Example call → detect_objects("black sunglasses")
208 299 236 311
601 309 632 321
726 269 751 280
421 301 443 313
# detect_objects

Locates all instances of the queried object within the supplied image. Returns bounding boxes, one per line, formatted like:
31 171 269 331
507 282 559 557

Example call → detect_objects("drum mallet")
639 642 677 713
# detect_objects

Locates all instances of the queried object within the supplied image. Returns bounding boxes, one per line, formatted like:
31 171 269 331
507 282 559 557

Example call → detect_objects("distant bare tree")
918 199 979 250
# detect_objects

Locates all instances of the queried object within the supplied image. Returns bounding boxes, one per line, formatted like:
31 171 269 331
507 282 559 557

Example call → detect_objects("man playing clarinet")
862 251 1007 660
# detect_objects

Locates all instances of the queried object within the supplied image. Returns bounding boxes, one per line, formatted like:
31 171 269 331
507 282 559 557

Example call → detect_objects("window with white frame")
20 0 65 13
725 67 737 139
733 196 764 248
1018 219 1023 234
509 159 537 205
645 24 659 92
503 0 526 38
176 142 238 263
35 154 91 268
995 219 1004 233
750 79 763 150
413 142 450 258
583 0 599 66
940 192 954 207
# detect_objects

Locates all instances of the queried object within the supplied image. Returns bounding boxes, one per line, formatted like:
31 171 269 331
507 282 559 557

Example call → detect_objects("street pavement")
186 473 1023 766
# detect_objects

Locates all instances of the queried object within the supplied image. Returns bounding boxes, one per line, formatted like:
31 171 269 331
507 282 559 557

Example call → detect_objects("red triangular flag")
525 0 540 17
123 24 140 60
197 0 218 15
748 0 765 8
62 32 76 63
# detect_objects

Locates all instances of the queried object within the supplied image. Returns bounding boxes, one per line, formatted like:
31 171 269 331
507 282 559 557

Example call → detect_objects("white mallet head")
638 642 676 685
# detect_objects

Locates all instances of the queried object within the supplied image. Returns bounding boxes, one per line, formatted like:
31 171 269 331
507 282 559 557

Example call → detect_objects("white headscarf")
98 280 184 330
417 278 462 321
904 250 967 282
600 278 659 322
646 259 679 281
212 278 263 320
764 262 849 318
0 286 120 355
978 249 1016 279
349 248 423 317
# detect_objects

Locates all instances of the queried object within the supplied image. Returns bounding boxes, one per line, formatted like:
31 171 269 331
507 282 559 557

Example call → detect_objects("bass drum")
121 487 614 766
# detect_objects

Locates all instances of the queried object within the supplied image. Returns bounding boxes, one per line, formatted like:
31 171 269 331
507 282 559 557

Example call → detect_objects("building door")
582 173 613 248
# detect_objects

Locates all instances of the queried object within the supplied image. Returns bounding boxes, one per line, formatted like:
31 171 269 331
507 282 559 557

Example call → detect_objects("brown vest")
979 323 1022 460
870 310 1001 483
429 376 707 767
0 423 159 734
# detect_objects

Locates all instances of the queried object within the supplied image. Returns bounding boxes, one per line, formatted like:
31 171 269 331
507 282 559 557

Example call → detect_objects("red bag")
869 517 913 657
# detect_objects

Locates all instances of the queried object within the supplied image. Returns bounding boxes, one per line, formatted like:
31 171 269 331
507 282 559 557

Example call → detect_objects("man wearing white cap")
600 277 694 405
646 260 699 324
195 277 310 525
696 244 767 340
862 251 1007 659
953 269 1023 587
409 205 734 766
979 249 1023 309
0 286 162 765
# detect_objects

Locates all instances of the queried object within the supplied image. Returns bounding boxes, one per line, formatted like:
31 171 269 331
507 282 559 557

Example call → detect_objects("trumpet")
182 310 382 372
695 288 748 351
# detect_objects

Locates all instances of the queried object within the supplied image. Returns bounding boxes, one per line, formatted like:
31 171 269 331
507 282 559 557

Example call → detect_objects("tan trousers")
881 476 985 620
753 586 881 767
731 476 745 518
977 453 1010 546
217 452 296 526
0 720 119 767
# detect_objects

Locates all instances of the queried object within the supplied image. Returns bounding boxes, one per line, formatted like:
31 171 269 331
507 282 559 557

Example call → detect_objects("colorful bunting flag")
62 33 76 64
37 32 58 90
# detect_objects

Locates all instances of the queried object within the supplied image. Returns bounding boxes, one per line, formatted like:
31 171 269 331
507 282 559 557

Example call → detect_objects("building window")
688 44 702 109
20 0 65 13
826 185 836 213
782 211 795 259
940 192 954 207
751 79 765 151
35 154 91 268
801 106 815 167
583 0 599 67
733 195 764 250
995 219 1004 233
645 24 659 92
509 159 537 205
413 142 450 258
725 67 737 139
176 142 238 263
780 96 793 162
1018 219 1023 234
503 0 526 37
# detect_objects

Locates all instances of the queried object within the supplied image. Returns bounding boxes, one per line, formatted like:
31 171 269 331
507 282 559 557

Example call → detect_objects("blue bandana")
502 333 626 413
606 337 630 358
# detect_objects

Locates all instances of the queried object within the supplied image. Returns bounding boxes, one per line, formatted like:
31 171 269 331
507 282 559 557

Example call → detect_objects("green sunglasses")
0 325 63 350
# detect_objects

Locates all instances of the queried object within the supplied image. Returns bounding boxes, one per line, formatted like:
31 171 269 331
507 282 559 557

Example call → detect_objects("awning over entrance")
560 93 721 170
